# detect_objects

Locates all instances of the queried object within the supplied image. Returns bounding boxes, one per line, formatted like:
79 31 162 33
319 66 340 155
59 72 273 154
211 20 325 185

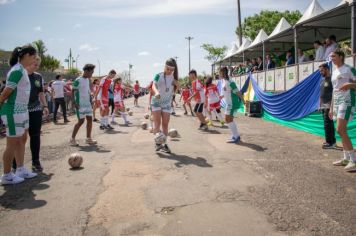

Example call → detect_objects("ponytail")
165 58 179 93
220 67 229 80
9 44 37 67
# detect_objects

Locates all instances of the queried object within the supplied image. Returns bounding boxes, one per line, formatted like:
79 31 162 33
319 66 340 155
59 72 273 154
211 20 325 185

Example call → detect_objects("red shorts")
183 98 190 104
100 98 109 109
209 101 220 111
114 101 125 109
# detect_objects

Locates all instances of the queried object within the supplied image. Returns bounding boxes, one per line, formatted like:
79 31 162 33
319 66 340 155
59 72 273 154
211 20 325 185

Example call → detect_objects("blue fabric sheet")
247 71 322 121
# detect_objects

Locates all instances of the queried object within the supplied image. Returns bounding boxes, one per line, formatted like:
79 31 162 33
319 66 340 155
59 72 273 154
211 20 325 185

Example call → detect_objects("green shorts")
1 112 29 137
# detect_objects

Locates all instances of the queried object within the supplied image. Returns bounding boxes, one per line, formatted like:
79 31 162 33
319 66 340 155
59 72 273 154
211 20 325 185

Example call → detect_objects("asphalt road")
0 95 355 236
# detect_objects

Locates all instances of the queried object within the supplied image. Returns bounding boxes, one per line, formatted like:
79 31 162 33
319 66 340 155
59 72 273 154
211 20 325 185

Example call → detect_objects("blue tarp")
248 71 322 121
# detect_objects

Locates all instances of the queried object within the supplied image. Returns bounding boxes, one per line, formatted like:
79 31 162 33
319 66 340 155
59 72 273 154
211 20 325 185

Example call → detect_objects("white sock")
111 114 115 122
105 116 109 126
217 112 224 122
343 151 350 160
227 122 239 138
122 112 128 123
347 150 356 162
100 117 105 126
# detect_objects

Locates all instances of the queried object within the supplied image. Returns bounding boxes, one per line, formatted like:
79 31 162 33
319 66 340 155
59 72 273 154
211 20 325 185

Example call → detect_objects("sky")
0 0 339 85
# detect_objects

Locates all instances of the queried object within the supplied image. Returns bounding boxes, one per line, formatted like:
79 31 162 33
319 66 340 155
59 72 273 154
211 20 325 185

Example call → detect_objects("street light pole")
76 54 79 69
185 36 193 72
97 59 101 77
237 0 243 47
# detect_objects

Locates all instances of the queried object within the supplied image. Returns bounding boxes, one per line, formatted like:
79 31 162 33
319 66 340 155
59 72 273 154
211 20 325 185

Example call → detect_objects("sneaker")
15 167 37 179
184 111 188 115
155 143 163 151
86 138 97 145
202 124 209 131
172 112 176 115
32 163 43 172
110 121 118 125
162 144 171 153
226 136 241 144
99 125 106 130
1 172 24 185
344 161 356 172
64 119 70 123
70 138 79 146
106 125 114 130
322 143 336 149
333 158 349 166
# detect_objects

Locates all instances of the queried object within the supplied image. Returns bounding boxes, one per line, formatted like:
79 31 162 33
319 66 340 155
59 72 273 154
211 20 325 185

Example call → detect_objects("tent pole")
263 42 266 91
352 0 356 67
294 27 300 82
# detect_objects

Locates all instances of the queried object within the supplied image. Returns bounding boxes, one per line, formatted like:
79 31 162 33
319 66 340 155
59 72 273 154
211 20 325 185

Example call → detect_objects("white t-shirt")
332 64 356 91
52 80 65 98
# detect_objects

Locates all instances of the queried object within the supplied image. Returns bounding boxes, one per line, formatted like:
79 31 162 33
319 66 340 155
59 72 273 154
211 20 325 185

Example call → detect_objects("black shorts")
109 98 114 107
134 94 139 99
194 103 204 113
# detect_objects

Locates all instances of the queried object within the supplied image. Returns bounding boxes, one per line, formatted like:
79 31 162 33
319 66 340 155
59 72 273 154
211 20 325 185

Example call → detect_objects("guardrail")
233 56 355 92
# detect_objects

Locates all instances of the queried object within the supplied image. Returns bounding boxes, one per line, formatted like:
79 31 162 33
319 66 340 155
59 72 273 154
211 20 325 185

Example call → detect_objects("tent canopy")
268 17 292 39
296 0 325 24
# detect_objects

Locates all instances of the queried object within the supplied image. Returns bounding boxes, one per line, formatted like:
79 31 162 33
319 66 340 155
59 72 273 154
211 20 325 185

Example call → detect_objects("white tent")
223 41 239 60
249 29 268 48
268 17 291 39
297 0 325 24
338 0 352 6
235 38 252 54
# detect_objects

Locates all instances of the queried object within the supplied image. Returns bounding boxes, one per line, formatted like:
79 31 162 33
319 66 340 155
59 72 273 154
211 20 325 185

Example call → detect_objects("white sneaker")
333 159 349 166
1 172 24 185
15 167 37 179
344 161 356 172
70 138 79 146
86 138 97 145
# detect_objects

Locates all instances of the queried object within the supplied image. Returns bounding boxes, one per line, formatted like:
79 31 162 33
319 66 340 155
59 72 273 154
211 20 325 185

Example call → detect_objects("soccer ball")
168 128 179 138
128 111 133 116
155 132 166 144
141 122 148 130
68 153 83 169
144 114 150 119
126 107 130 112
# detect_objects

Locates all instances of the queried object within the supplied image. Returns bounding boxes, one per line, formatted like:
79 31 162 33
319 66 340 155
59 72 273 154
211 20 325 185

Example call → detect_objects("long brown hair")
165 58 178 92
219 67 229 80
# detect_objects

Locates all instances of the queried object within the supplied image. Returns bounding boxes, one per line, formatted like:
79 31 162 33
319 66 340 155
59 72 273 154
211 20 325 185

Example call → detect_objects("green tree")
32 40 47 58
236 10 302 39
66 68 81 76
201 44 228 65
32 40 61 72
41 55 61 72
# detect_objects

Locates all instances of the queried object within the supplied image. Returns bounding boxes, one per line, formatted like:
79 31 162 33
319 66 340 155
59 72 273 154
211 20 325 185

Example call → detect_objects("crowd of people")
231 35 345 76
0 43 355 185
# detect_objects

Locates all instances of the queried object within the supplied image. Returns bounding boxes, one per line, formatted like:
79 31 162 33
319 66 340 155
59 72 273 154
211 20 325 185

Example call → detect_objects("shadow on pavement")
238 141 267 152
0 172 53 210
157 153 213 168
78 145 111 153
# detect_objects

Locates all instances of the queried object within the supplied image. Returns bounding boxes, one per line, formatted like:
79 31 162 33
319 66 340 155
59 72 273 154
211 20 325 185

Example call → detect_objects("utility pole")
75 54 79 69
97 59 101 77
185 36 193 72
129 64 133 82
237 0 243 47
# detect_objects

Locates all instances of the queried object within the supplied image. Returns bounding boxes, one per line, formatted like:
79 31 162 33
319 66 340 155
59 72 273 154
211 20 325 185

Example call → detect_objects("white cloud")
138 51 150 56
153 62 163 68
34 26 42 32
73 23 82 29
0 0 15 5
79 43 99 51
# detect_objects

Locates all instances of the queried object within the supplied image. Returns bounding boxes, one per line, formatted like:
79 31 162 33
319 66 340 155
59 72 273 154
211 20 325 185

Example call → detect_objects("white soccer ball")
168 128 179 138
144 114 150 119
155 132 166 144
128 111 133 116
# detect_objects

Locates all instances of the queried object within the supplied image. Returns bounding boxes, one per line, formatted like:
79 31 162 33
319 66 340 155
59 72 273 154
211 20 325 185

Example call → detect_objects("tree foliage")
201 44 228 64
66 68 81 76
236 10 302 40
32 40 61 72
